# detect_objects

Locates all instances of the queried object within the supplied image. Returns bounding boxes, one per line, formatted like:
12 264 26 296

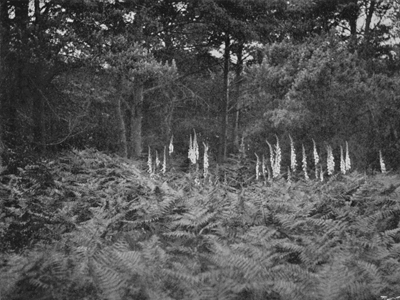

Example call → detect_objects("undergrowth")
1 148 400 300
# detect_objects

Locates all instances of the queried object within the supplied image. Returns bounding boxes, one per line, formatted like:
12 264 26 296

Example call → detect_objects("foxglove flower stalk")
266 140 275 176
188 132 199 165
313 139 319 178
262 155 266 181
274 136 282 178
169 135 174 155
320 166 324 182
255 153 260 180
162 146 167 174
147 146 153 174
193 130 199 162
203 142 209 178
345 141 351 172
302 144 309 181
289 134 297 172
188 134 193 162
340 145 346 174
326 145 335 175
155 150 160 169
379 150 386 173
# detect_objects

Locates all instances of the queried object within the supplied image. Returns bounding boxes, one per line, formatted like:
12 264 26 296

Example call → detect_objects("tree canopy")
1 0 400 170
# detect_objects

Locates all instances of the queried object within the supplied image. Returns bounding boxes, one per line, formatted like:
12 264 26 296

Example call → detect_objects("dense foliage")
1 0 400 169
1 2 400 299
1 148 400 300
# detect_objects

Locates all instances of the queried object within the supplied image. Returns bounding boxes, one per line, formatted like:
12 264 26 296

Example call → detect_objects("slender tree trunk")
361 0 376 57
162 96 174 142
232 43 243 152
31 0 46 153
116 77 128 157
218 34 230 163
32 85 45 152
364 0 375 40
345 0 359 52
128 82 143 158
0 0 4 169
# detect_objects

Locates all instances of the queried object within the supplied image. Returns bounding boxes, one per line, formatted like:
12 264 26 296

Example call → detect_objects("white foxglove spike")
169 135 174 155
289 134 297 172
188 134 196 164
274 135 281 178
266 140 275 177
379 150 386 174
262 155 266 181
193 130 199 162
162 146 167 174
147 146 153 174
155 150 160 168
345 141 351 172
313 139 319 179
203 142 209 178
320 166 324 182
188 134 193 160
255 153 260 180
326 145 335 175
340 146 346 174
302 144 309 181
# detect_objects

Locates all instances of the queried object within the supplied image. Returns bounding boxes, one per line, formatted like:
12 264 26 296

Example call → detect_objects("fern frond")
90 258 126 300
164 231 197 239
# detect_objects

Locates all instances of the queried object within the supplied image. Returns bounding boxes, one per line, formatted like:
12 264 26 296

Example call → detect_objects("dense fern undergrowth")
1 149 400 300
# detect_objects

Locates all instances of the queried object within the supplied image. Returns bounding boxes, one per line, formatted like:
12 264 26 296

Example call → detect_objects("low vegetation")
1 146 400 300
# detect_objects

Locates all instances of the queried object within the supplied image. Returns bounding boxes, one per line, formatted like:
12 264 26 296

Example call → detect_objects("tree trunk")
364 0 375 40
232 43 243 152
32 89 45 152
128 82 143 158
344 0 359 52
218 34 230 163
162 96 174 142
116 77 128 157
361 0 376 57
0 0 4 170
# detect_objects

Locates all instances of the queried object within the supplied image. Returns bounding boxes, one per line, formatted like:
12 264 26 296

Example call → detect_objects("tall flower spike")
289 134 297 172
326 144 335 176
262 155 266 181
345 141 351 172
312 139 319 179
274 135 282 178
340 145 346 174
155 150 160 169
193 130 199 162
203 142 209 178
188 133 197 165
266 140 275 176
320 166 324 182
162 146 167 174
188 134 193 163
147 146 153 174
379 150 387 174
287 166 292 185
169 135 174 155
255 153 260 180
302 144 309 181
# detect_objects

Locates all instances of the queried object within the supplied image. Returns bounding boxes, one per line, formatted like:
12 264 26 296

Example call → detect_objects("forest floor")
1 148 400 300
